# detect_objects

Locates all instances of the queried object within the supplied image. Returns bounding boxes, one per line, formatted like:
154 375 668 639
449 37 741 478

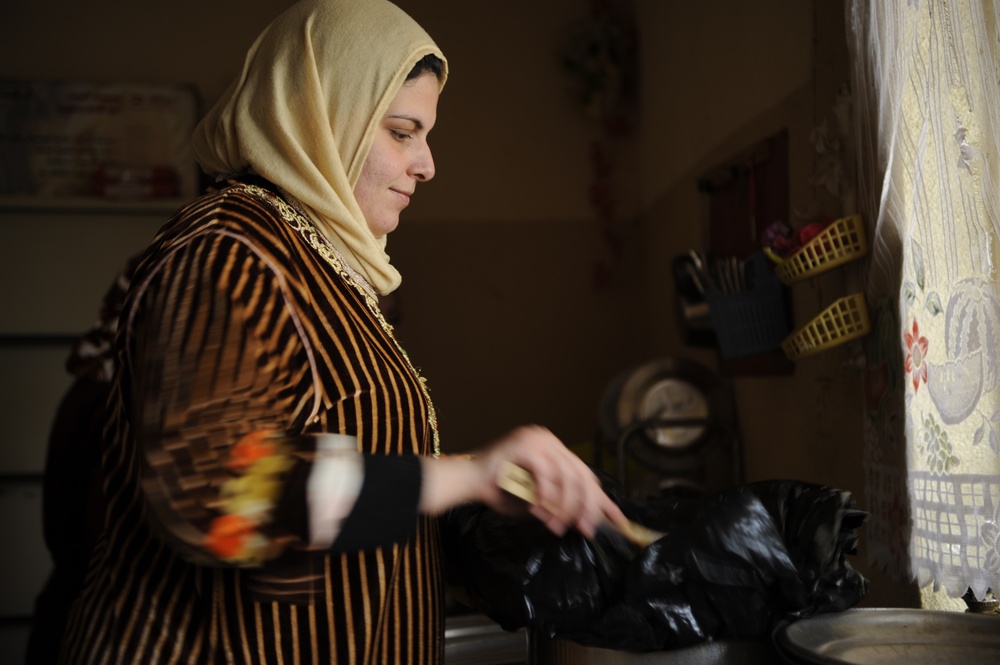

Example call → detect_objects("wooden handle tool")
496 460 666 548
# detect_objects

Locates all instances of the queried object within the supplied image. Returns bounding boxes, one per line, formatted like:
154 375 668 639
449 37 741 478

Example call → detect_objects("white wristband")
306 433 364 548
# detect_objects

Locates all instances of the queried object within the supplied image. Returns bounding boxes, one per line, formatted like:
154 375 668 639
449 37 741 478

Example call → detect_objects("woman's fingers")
476 425 617 539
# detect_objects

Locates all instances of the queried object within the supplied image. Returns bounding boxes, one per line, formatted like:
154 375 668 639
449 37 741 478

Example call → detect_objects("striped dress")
59 177 444 665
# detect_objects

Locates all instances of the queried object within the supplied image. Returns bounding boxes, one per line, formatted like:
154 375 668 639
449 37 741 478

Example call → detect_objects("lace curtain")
848 0 1000 601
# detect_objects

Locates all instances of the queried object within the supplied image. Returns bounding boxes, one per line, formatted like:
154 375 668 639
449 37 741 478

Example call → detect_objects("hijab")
190 0 448 294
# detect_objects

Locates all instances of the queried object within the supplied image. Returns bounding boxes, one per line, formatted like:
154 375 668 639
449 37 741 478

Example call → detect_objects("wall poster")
0 80 200 202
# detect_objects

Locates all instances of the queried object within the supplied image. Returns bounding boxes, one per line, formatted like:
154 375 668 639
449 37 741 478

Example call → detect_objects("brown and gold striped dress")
59 176 444 664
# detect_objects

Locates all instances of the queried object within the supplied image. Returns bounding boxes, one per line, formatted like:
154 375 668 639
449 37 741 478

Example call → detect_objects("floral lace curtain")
848 0 1000 601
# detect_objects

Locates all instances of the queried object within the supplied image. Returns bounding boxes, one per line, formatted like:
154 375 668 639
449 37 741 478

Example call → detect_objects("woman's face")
354 72 440 237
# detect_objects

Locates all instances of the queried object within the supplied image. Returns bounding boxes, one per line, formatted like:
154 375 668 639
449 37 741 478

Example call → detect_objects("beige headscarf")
191 0 448 295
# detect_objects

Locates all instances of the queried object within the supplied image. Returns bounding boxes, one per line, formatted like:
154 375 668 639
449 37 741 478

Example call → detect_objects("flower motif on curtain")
918 414 961 474
904 320 929 392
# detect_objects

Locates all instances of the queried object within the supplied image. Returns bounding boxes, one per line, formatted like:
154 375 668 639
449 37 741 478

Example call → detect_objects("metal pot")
528 631 781 665
444 613 526 665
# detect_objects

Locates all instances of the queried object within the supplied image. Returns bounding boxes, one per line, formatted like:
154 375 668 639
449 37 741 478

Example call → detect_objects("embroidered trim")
242 183 441 458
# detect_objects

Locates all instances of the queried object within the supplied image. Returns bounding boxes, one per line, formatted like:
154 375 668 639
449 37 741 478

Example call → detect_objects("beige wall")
634 0 918 608
0 0 599 223
0 0 917 610
637 0 814 207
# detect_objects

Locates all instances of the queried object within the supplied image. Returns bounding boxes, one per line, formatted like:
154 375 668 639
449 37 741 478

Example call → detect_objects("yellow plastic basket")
772 214 868 284
781 292 871 361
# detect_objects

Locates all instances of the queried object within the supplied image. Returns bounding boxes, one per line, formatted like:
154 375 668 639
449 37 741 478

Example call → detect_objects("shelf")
0 334 77 347
0 195 186 216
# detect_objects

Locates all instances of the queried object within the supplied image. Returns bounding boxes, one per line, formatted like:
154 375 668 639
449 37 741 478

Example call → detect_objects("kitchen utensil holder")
705 275 788 360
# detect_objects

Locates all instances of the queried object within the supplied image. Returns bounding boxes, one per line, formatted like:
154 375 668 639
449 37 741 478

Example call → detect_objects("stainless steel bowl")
774 608 1000 664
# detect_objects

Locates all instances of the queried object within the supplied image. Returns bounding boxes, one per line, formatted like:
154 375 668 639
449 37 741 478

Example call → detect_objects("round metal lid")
601 358 720 452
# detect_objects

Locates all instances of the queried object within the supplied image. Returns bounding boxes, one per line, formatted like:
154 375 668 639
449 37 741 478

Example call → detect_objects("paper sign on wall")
0 80 200 201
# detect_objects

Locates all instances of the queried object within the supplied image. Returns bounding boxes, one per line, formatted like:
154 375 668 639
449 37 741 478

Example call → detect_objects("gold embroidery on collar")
242 183 441 457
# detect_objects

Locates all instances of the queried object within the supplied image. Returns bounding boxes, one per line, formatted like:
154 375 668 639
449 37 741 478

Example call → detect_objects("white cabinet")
0 199 173 643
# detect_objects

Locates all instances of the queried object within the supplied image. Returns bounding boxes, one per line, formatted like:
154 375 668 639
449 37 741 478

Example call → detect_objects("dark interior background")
0 5 919 650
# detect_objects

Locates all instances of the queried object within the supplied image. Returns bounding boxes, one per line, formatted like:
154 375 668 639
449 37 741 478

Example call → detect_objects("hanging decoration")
560 0 638 288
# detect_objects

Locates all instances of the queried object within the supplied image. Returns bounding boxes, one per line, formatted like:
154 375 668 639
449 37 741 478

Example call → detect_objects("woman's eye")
390 130 412 141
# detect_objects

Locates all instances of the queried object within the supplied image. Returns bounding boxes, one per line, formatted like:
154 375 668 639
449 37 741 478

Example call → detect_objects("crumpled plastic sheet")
442 479 869 652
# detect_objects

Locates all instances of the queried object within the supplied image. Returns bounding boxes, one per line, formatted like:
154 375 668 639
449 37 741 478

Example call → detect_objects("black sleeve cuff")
332 454 422 553
271 455 312 543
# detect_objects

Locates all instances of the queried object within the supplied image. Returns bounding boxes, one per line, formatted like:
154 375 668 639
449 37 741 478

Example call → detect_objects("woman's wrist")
418 454 481 514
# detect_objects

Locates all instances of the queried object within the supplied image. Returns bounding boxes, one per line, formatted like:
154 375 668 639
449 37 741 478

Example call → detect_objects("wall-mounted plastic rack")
781 292 871 361
769 214 868 285
768 214 871 361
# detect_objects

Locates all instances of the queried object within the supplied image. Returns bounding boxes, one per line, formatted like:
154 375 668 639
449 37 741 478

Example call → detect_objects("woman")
58 1 626 663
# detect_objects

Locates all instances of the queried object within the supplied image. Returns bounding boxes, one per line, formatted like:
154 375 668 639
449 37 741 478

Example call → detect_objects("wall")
634 0 919 608
637 0 814 208
376 0 649 449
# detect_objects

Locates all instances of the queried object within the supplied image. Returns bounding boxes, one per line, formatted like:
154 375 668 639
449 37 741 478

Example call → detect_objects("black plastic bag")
442 479 869 652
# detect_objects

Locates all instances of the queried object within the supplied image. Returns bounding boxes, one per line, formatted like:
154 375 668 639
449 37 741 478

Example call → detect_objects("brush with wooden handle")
496 460 666 548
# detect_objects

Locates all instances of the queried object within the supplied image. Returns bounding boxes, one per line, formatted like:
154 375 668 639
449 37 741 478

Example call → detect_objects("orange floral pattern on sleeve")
202 429 294 565
205 514 256 559
228 429 276 470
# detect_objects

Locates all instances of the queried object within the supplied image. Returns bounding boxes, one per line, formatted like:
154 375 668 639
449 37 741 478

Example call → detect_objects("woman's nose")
411 144 435 182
